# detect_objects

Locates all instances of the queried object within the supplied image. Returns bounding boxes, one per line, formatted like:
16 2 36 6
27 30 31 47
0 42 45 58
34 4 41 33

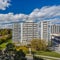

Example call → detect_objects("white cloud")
0 13 28 23
0 5 60 28
50 18 60 24
0 24 12 29
0 0 11 10
28 5 60 22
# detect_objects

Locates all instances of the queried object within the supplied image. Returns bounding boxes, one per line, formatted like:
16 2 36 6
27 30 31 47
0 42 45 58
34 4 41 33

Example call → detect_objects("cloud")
0 24 12 29
0 13 28 23
51 18 60 24
28 5 60 22
0 0 11 10
0 5 60 28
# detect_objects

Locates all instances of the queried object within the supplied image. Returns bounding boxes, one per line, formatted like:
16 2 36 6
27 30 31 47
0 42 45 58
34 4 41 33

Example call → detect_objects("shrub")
14 49 26 60
16 46 29 54
21 57 27 60
0 39 3 44
33 56 44 60
31 39 47 51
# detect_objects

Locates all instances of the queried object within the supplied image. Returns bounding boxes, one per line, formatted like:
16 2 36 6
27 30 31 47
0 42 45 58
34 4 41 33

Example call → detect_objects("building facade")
12 22 39 45
38 21 51 45
12 23 22 43
12 21 51 45
51 24 60 34
22 22 39 45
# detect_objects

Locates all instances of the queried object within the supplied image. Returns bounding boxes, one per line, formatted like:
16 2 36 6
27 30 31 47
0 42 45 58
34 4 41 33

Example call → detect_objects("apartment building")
12 22 39 45
22 22 39 45
12 21 51 45
38 21 51 45
12 23 22 43
51 24 60 34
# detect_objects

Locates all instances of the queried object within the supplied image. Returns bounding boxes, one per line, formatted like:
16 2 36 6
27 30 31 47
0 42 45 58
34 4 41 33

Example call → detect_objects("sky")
0 0 60 28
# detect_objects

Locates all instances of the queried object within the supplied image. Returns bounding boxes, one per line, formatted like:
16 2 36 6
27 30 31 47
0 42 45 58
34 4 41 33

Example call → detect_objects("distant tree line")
31 39 47 51
0 29 12 44
0 29 12 36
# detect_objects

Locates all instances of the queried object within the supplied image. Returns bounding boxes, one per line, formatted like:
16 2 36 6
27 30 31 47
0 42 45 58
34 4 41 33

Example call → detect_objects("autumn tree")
31 39 47 51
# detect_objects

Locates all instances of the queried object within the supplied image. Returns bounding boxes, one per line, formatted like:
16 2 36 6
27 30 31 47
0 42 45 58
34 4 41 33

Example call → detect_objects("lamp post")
29 47 31 55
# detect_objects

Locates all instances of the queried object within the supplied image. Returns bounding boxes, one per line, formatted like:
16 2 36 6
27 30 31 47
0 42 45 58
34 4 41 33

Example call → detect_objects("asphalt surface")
26 56 33 60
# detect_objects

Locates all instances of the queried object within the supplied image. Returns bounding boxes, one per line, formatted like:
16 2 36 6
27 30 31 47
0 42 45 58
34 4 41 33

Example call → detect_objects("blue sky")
0 0 60 28
0 0 60 14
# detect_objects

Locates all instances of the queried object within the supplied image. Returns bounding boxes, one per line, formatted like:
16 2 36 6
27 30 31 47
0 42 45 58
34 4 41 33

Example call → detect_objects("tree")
14 49 26 60
31 39 47 51
4 43 16 56
6 43 15 51
0 50 3 56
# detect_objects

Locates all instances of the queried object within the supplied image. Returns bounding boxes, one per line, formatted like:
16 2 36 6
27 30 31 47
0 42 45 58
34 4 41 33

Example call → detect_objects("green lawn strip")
0 39 12 49
42 57 57 60
42 57 58 60
36 51 60 58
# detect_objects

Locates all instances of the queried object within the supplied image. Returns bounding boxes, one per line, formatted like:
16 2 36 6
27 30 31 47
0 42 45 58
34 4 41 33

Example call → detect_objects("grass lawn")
36 51 60 58
0 39 12 49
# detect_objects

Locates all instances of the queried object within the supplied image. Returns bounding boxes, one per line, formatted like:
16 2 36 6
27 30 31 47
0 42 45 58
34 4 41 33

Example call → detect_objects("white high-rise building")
12 22 39 45
12 21 51 45
38 21 51 45
22 22 39 44
12 23 22 43
51 24 60 34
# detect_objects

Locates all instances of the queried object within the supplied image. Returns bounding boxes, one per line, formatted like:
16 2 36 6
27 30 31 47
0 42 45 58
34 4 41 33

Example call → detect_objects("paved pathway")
26 54 60 60
26 55 33 60
36 55 60 60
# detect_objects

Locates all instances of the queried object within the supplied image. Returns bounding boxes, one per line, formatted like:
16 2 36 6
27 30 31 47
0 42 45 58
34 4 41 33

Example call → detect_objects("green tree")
31 39 47 51
6 43 15 51
14 49 26 60
4 43 16 56
0 29 12 44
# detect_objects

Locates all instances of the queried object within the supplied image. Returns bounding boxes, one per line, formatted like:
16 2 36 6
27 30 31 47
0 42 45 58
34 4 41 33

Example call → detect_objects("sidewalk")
26 54 60 60
26 55 33 60
36 55 60 60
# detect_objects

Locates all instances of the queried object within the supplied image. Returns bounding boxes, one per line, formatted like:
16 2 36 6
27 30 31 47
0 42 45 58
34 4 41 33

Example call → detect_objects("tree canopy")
31 39 47 51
